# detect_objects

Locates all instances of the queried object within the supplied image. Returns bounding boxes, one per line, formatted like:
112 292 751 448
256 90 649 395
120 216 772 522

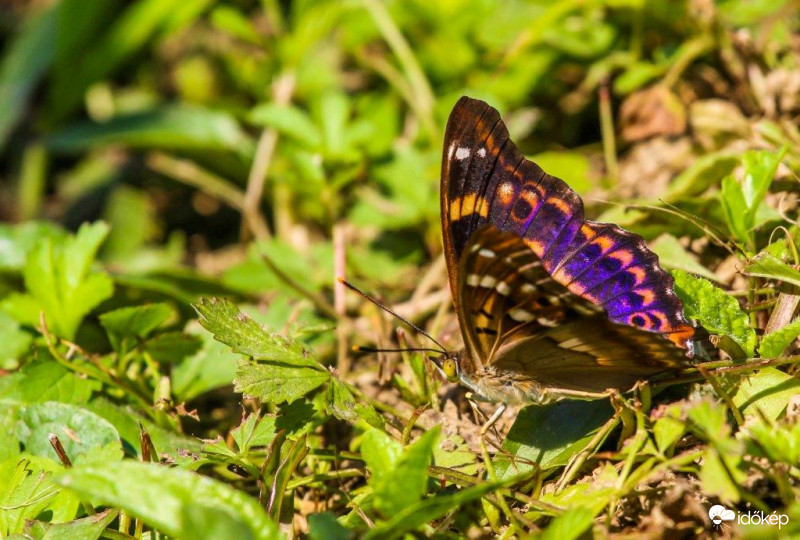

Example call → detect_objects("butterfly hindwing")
441 96 694 358
457 226 686 396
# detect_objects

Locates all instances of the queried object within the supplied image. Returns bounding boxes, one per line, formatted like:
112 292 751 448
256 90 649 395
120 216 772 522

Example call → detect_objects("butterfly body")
438 97 695 405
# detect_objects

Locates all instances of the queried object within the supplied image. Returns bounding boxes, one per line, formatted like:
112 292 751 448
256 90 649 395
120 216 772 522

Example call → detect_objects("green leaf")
23 508 117 540
672 270 756 356
326 378 383 429
56 461 279 540
541 506 595 540
732 368 800 421
16 402 123 465
46 0 196 122
650 234 720 282
0 310 32 369
172 320 239 402
744 253 800 288
759 317 800 358
0 6 57 150
497 400 613 478
720 174 749 245
0 457 80 536
1 222 113 340
46 106 253 156
99 303 174 351
194 297 320 368
363 479 504 540
0 221 65 272
699 446 743 504
145 332 204 364
663 151 739 201
309 512 351 540
746 420 800 464
235 361 330 404
531 151 592 194
361 427 440 517
0 360 100 405
248 103 322 148
740 148 785 229
652 405 686 455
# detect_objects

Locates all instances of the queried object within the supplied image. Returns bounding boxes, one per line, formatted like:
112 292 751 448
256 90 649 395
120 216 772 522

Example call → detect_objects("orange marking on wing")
523 238 545 257
449 194 489 221
592 236 615 252
666 326 694 349
497 182 515 204
627 312 653 330
580 223 598 239
628 266 648 286
547 196 572 214
611 249 634 267
552 267 571 283
637 288 656 306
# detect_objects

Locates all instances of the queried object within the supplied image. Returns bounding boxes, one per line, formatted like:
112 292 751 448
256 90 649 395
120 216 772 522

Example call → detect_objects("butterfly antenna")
337 277 447 353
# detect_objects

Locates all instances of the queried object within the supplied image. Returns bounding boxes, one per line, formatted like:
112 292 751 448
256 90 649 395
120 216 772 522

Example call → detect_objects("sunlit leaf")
672 270 756 356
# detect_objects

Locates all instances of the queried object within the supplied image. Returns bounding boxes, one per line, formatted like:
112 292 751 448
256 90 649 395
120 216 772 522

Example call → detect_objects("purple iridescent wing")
441 96 694 379
456 226 687 394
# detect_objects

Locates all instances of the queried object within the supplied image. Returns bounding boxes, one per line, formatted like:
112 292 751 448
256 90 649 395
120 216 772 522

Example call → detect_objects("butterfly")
431 96 695 408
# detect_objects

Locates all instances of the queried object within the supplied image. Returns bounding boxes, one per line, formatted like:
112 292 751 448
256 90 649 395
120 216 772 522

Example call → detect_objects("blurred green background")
3 0 796 305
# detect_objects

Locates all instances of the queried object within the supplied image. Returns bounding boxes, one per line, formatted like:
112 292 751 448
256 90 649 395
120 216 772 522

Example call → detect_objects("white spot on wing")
521 283 537 294
478 248 496 258
509 309 534 322
479 276 497 288
477 147 487 157
537 317 559 327
495 281 511 296
447 141 457 161
455 147 471 160
467 274 480 286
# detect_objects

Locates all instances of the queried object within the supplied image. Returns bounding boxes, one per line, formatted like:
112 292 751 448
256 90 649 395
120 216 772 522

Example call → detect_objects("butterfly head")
430 351 463 383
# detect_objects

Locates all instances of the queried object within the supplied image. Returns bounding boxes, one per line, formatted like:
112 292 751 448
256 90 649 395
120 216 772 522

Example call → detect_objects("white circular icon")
709 504 735 525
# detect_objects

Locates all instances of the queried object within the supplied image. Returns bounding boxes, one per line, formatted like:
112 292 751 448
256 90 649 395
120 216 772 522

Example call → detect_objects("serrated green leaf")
744 253 800 288
361 427 439 518
0 457 80 536
759 317 800 358
672 270 756 356
172 321 239 402
56 461 279 540
235 361 329 404
16 402 123 465
699 446 743 504
194 297 320 368
1 222 112 340
741 148 784 228
732 368 800 421
326 378 383 428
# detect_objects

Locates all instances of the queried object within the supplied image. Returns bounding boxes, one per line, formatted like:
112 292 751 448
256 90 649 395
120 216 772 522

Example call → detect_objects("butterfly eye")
441 358 459 382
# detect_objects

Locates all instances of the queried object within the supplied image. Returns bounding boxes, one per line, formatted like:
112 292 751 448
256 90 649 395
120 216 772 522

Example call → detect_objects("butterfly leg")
480 403 507 436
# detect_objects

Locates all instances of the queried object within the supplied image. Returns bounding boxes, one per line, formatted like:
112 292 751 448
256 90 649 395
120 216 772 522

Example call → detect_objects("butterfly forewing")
441 96 695 360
